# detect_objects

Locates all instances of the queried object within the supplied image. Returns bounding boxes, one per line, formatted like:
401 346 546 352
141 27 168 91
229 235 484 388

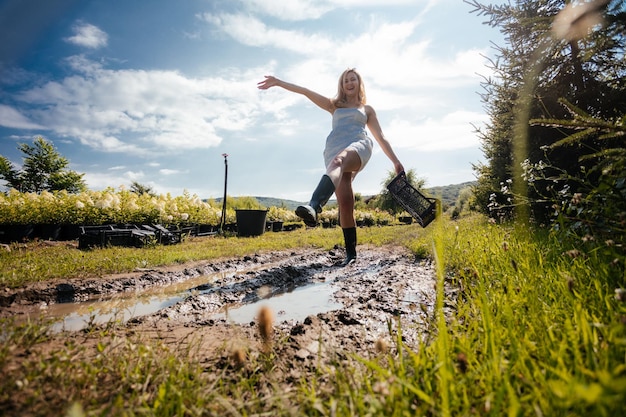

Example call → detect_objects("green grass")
1 214 625 416
319 215 626 416
0 224 430 288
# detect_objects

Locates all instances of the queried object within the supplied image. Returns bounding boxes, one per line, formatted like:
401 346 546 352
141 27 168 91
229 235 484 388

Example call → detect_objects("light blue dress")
323 107 374 171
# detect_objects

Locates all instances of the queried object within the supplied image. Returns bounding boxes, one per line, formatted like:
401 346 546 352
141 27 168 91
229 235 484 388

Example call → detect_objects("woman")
257 69 404 265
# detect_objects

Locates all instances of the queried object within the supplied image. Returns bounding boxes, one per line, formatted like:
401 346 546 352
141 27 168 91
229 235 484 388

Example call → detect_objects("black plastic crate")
387 173 438 227
78 225 154 249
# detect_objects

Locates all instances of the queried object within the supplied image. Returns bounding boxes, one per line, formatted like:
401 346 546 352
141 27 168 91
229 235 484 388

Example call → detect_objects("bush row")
0 188 399 231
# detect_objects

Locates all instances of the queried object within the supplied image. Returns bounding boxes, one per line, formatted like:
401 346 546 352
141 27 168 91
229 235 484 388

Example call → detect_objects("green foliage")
0 136 86 193
267 205 298 222
451 185 476 219
524 99 625 247
129 181 157 197
230 195 264 210
0 188 224 226
469 0 626 224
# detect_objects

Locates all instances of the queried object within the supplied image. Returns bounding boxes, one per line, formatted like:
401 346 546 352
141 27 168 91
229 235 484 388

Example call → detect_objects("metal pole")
220 153 228 234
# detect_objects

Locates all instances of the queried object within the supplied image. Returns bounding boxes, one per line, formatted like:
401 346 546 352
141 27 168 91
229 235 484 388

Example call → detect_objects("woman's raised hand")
257 75 279 90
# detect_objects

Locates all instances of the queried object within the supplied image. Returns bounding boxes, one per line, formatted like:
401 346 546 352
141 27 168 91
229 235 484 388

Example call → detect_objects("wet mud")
2 245 447 401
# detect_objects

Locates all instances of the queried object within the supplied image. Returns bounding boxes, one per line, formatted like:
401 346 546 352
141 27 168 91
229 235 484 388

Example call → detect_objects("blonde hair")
332 68 366 108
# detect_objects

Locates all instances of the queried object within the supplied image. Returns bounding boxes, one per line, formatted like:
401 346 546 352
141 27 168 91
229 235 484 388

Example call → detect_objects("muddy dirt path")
2 245 443 399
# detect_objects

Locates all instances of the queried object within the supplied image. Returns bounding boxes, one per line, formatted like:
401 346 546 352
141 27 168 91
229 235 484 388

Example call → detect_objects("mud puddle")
49 266 343 332
2 245 448 417
3 248 353 332
214 280 342 324
2 246 443 356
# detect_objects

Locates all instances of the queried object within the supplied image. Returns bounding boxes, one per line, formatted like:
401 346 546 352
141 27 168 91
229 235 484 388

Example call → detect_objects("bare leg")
335 172 356 228
335 169 358 266
296 148 362 227
325 149 362 188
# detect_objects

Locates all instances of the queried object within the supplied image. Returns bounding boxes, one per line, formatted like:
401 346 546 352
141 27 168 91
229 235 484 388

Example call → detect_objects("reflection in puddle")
50 295 185 332
213 281 342 325
44 271 229 332
39 262 343 332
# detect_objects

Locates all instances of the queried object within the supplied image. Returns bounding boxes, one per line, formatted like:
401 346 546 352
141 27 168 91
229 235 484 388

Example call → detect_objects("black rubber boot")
340 227 357 266
296 175 335 227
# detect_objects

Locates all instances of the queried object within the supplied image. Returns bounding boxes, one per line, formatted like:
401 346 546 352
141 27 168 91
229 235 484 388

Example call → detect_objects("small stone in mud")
290 324 305 336
257 285 271 298
337 311 360 325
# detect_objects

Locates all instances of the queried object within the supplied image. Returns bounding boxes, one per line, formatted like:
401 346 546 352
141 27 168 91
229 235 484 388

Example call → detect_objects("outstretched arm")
257 76 333 113
365 105 405 175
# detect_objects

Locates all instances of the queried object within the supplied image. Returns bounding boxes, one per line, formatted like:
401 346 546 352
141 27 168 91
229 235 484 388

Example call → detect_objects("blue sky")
0 0 504 202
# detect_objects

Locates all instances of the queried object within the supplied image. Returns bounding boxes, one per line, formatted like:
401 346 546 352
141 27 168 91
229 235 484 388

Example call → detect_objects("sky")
0 0 505 202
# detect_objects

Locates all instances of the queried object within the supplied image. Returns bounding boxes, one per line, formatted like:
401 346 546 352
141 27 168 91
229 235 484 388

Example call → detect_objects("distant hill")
216 181 475 211
255 197 303 211
426 181 476 207
212 197 303 211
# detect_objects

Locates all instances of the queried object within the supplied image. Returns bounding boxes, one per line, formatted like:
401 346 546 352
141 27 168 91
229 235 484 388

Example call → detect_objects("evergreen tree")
468 0 625 222
130 181 157 197
0 136 87 193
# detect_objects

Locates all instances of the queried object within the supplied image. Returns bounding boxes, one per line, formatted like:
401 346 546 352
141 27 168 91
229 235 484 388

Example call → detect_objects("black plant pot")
0 224 35 243
59 224 82 240
270 221 283 232
235 210 268 237
34 224 62 240
399 216 413 224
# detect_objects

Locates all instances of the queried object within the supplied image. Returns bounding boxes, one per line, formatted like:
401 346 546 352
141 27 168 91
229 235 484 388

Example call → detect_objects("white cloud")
243 0 334 20
386 110 488 151
0 104 45 129
159 168 184 175
206 12 489 95
13 57 266 156
239 0 434 20
82 170 142 191
202 13 335 54
65 22 108 49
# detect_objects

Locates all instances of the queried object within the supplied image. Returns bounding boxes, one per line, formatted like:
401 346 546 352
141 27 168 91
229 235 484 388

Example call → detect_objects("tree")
130 181 157 197
467 0 626 222
0 136 87 193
